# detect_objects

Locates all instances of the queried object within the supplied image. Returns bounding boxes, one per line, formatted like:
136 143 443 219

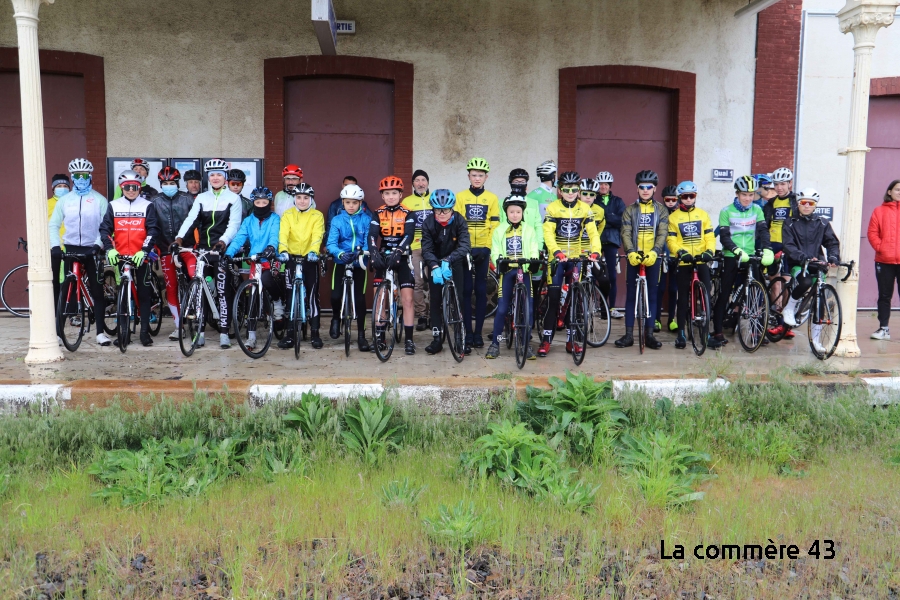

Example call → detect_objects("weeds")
380 477 426 509
423 500 484 549
791 361 827 377
341 396 402 466
283 391 337 441
617 430 712 508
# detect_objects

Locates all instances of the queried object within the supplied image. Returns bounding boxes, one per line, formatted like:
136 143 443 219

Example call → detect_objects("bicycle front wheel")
372 280 395 362
689 279 710 356
102 270 119 335
179 279 203 357
1 264 29 317
636 279 646 354
292 283 303 360
485 268 499 318
234 280 273 359
570 284 588 365
116 281 131 353
766 276 790 342
809 284 842 360
512 284 530 369
148 272 163 336
57 276 86 352
586 283 611 347
343 282 353 357
443 282 465 363
738 279 768 353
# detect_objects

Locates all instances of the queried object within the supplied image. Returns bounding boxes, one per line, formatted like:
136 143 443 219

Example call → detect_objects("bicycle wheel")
179 279 203 357
809 284 842 360
689 279 710 356
372 280 395 362
737 279 768 353
443 283 465 363
636 279 646 354
102 270 119 335
292 284 303 360
148 272 163 336
513 284 530 369
765 276 790 342
234 280 273 359
56 276 86 351
343 283 353 357
116 281 131 353
586 283 611 347
485 268 499 318
570 284 587 366
1 264 29 317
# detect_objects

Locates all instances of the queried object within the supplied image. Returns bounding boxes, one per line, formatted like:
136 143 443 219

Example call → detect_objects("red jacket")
868 201 900 264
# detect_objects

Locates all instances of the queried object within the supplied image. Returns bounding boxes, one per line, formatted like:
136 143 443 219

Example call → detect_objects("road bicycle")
1 237 29 317
469 259 500 318
498 257 545 369
721 251 770 352
283 252 326 359
678 254 713 356
174 246 224 357
423 256 468 363
233 253 277 359
630 251 652 354
56 250 98 351
332 250 369 358
370 249 411 362
111 254 150 353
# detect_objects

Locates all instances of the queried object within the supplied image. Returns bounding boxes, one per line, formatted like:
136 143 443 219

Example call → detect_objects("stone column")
834 0 899 357
12 0 63 364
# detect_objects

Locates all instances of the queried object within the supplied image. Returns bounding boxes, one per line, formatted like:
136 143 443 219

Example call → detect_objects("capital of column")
11 0 54 22
838 0 899 45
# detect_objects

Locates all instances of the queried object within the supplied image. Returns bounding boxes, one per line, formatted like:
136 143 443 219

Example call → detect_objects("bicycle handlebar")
840 261 855 282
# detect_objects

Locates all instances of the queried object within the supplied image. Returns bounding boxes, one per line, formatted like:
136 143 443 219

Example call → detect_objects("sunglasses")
580 192 597 198
638 184 655 191
664 197 679 203
679 193 697 200
121 183 140 192
434 208 453 215
798 200 817 207
560 187 580 194
72 172 90 180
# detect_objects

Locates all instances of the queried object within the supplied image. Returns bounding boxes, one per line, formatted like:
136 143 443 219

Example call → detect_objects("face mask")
161 185 178 198
53 186 68 198
253 204 271 219
73 176 92 195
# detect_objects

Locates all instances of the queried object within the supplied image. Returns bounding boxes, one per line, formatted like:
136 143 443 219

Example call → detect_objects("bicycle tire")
737 279 768 353
636 278 646 354
505 309 513 349
148 272 163 336
443 282 464 363
765 276 790 342
179 279 203 357
689 279 710 357
513 284 530 369
102 270 119 335
343 283 353 357
116 280 130 353
234 279 273 359
293 283 303 360
1 264 29 317
586 283 611 347
809 284 842 360
570 284 587 365
372 281 395 362
57 276 86 352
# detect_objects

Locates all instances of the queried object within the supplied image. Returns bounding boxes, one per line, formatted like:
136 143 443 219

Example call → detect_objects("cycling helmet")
580 178 601 193
508 168 529 184
183 169 202 181
158 166 181 182
734 175 758 193
379 175 404 191
250 187 273 201
130 158 150 171
430 189 456 210
68 158 93 173
536 160 557 179
754 173 774 188
557 171 581 186
340 184 364 200
282 164 303 179
771 167 793 182
635 170 659 186
227 169 246 183
595 171 614 184
661 185 678 198
295 182 315 198
204 158 228 173
676 181 698 196
503 195 527 213
797 188 820 203
466 157 490 173
118 170 141 186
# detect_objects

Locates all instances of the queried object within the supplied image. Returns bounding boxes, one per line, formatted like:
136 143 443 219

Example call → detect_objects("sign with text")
813 206 833 221
312 0 337 55
200 158 264 195
106 157 167 198
712 169 734 182
336 20 355 34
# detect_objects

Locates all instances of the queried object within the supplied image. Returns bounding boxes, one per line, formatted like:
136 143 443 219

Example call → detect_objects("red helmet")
379 175 404 191
157 166 181 182
130 158 150 171
282 164 303 178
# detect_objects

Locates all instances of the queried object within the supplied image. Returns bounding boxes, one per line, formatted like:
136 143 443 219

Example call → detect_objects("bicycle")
370 249 411 362
56 250 99 351
629 250 652 355
678 254 713 356
1 237 29 317
174 246 224 357
283 252 322 359
233 253 276 359
470 261 500 318
721 250 770 353
765 252 793 343
332 250 369 357
498 257 545 369
111 254 148 353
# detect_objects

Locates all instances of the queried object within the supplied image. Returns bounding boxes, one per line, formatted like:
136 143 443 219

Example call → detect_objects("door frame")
0 49 107 190
263 56 413 190
558 65 696 182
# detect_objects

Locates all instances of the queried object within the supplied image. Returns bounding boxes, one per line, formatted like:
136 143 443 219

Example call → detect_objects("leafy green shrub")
617 431 712 508
462 420 559 480
535 469 600 512
282 391 336 440
423 501 484 549
256 430 307 481
341 396 402 466
381 477 426 509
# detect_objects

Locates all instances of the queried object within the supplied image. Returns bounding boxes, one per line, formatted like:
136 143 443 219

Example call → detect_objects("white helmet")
340 184 365 201
68 158 93 173
771 167 793 182
117 170 142 185
595 171 614 184
797 188 820 203
536 160 557 178
204 158 228 173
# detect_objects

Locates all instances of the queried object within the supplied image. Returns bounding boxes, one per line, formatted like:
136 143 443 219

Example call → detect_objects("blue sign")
813 206 833 221
712 169 734 182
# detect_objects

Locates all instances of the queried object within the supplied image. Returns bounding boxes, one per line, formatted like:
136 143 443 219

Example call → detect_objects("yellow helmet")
466 157 490 173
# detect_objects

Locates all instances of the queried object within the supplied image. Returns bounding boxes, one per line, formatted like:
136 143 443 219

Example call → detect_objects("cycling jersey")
279 206 325 256
99 196 158 254
499 195 544 248
768 197 792 243
491 221 541 265
274 190 302 217
227 212 281 257
667 206 715 264
718 202 769 257
150 189 194 248
49 190 109 248
621 200 668 255
369 204 414 252
582 203 606 242
47 196 66 241
401 191 432 251
420 213 471 268
456 188 500 249
783 214 840 265
542 199 601 257
176 187 242 248
327 209 370 263
526 184 556 221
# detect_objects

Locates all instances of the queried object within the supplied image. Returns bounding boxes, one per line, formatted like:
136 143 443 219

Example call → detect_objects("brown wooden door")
0 72 87 281
861 96 900 309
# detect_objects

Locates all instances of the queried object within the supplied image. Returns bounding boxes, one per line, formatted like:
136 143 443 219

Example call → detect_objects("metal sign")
712 169 734 182
813 206 833 221
312 0 337 55
336 20 355 34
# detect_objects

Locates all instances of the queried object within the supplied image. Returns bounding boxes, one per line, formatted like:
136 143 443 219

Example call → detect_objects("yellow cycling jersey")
401 192 431 250
636 201 657 252
456 189 500 249
667 206 715 265
769 197 791 244
48 196 65 241
542 200 601 257
581 202 605 242
278 207 325 255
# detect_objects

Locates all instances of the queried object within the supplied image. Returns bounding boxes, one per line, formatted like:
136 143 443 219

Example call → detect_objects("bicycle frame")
288 257 308 325
62 256 96 312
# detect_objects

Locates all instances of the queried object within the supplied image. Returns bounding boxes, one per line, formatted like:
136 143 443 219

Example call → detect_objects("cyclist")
100 170 160 347
754 173 776 210
595 170 627 319
275 164 303 216
227 169 252 219
500 168 543 242
325 176 371 233
614 170 669 350
578 178 611 305
48 173 70 309
402 169 433 332
667 181 715 349
49 158 110 345
420 189 471 355
486 194 541 360
151 166 196 341
763 167 800 339
656 184 680 332
539 170 601 357
277 182 324 350
779 188 841 354
184 170 202 199
325 183 371 352
458 157 500 350
113 158 155 200
172 158 243 349
709 175 775 349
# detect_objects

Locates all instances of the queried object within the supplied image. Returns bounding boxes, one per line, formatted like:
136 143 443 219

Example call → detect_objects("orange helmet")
379 175 403 191
282 164 303 178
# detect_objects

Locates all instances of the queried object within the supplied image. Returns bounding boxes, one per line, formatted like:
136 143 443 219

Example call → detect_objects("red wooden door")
861 96 900 309
0 73 87 283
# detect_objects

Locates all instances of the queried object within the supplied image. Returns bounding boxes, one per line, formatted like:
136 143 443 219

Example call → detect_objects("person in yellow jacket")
277 182 325 350
666 181 715 350
402 169 432 331
538 171 601 357
48 173 70 309
457 157 500 348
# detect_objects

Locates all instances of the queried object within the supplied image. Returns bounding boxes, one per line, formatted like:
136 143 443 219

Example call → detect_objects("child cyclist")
486 194 542 360
539 171 602 357
326 183 371 352
579 178 611 306
420 190 471 355
369 176 417 354
666 181 716 349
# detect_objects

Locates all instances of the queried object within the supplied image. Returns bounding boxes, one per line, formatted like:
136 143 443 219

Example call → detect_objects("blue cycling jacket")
226 213 281 257
326 209 370 263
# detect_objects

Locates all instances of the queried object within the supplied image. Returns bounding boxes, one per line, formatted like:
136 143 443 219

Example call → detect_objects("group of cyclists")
46 154 845 360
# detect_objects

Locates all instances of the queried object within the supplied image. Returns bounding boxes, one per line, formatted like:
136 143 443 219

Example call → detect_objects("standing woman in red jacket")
867 179 900 340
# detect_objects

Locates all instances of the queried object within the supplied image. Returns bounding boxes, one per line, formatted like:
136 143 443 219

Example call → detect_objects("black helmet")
635 170 659 186
296 182 315 198
503 195 527 213
227 168 247 183
183 169 202 182
557 171 581 186
508 168 529 184
661 185 678 198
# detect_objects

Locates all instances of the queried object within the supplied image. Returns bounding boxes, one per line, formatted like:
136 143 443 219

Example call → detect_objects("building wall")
1 0 755 207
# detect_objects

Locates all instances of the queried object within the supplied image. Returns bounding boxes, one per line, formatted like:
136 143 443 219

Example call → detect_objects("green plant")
617 431 712 508
0 464 10 498
282 391 335 440
791 361 826 377
257 432 306 481
341 396 402 466
423 500 483 549
535 469 600 512
462 420 558 481
380 477 426 509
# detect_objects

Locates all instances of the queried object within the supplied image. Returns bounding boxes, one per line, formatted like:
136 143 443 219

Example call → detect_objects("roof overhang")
734 0 782 18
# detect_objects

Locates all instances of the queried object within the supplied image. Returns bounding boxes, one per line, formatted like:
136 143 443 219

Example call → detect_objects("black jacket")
763 192 799 230
783 214 840 265
598 193 626 247
420 214 471 268
150 190 195 248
